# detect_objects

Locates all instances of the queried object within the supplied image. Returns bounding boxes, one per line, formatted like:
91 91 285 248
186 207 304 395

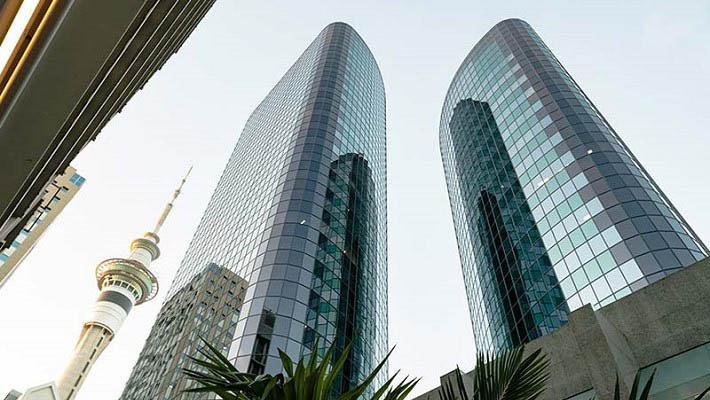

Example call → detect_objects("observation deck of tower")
38 168 191 400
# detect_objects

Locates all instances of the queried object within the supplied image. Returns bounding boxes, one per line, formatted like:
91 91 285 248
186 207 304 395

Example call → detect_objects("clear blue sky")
1 1 708 398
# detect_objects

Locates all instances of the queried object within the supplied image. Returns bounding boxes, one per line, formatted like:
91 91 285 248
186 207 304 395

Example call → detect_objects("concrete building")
413 257 710 400
12 384 58 400
16 170 189 400
120 263 248 399
0 0 216 254
439 18 707 352
126 22 389 397
4 389 22 400
0 166 84 288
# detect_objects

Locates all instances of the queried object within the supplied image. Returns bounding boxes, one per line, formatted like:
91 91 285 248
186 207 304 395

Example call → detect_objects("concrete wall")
413 257 710 400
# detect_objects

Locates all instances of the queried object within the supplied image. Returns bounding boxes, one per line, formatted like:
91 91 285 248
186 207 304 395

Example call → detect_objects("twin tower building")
119 20 706 398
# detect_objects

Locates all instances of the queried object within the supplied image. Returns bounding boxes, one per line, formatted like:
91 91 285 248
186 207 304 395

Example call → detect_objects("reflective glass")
440 19 707 352
120 22 387 398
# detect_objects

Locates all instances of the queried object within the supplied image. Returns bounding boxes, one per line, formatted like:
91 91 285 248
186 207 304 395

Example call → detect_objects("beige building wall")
0 166 84 288
412 257 710 400
56 324 113 400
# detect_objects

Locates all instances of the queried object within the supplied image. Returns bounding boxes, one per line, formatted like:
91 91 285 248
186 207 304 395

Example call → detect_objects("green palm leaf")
473 347 549 400
611 370 710 400
439 346 549 400
439 366 469 400
693 385 710 400
183 336 418 400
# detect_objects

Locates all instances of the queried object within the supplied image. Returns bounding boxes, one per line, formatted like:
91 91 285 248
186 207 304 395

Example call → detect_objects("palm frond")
182 336 418 400
607 370 710 400
637 371 655 400
439 366 469 400
473 347 549 400
694 385 710 400
381 375 420 400
182 336 277 399
340 346 396 400
611 370 655 400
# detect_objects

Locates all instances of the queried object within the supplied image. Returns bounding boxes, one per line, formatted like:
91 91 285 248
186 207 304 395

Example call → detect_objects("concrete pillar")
56 324 112 400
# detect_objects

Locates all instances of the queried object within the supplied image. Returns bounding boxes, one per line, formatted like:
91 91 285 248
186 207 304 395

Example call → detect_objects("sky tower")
19 169 191 400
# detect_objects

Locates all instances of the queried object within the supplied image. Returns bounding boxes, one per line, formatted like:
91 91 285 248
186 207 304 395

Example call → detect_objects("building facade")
120 263 248 399
0 0 217 254
4 389 22 400
126 22 388 397
412 257 710 400
0 166 84 288
440 19 707 352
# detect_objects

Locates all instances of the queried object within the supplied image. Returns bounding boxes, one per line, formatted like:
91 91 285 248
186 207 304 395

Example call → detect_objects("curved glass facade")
441 19 707 352
123 22 387 398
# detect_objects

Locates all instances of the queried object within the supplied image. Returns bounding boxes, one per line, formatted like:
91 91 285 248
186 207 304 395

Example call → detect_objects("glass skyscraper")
122 22 387 398
440 19 707 352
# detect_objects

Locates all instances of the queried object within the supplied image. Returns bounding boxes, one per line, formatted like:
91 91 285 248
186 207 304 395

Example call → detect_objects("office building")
120 263 248 399
412 257 710 400
0 0 216 254
0 166 84 288
439 19 707 352
126 22 388 397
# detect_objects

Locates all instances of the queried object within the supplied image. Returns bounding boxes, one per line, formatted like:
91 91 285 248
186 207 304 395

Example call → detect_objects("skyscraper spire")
46 169 191 400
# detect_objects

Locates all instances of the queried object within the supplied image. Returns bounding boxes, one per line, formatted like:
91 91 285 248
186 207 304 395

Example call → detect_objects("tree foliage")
439 346 710 400
182 338 418 400
439 347 549 400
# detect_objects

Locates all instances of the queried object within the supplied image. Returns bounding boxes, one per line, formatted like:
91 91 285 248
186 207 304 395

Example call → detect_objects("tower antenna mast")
50 168 191 400
154 166 192 235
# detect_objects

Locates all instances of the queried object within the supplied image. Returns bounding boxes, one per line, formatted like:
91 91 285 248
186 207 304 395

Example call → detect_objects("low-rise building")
414 257 710 400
